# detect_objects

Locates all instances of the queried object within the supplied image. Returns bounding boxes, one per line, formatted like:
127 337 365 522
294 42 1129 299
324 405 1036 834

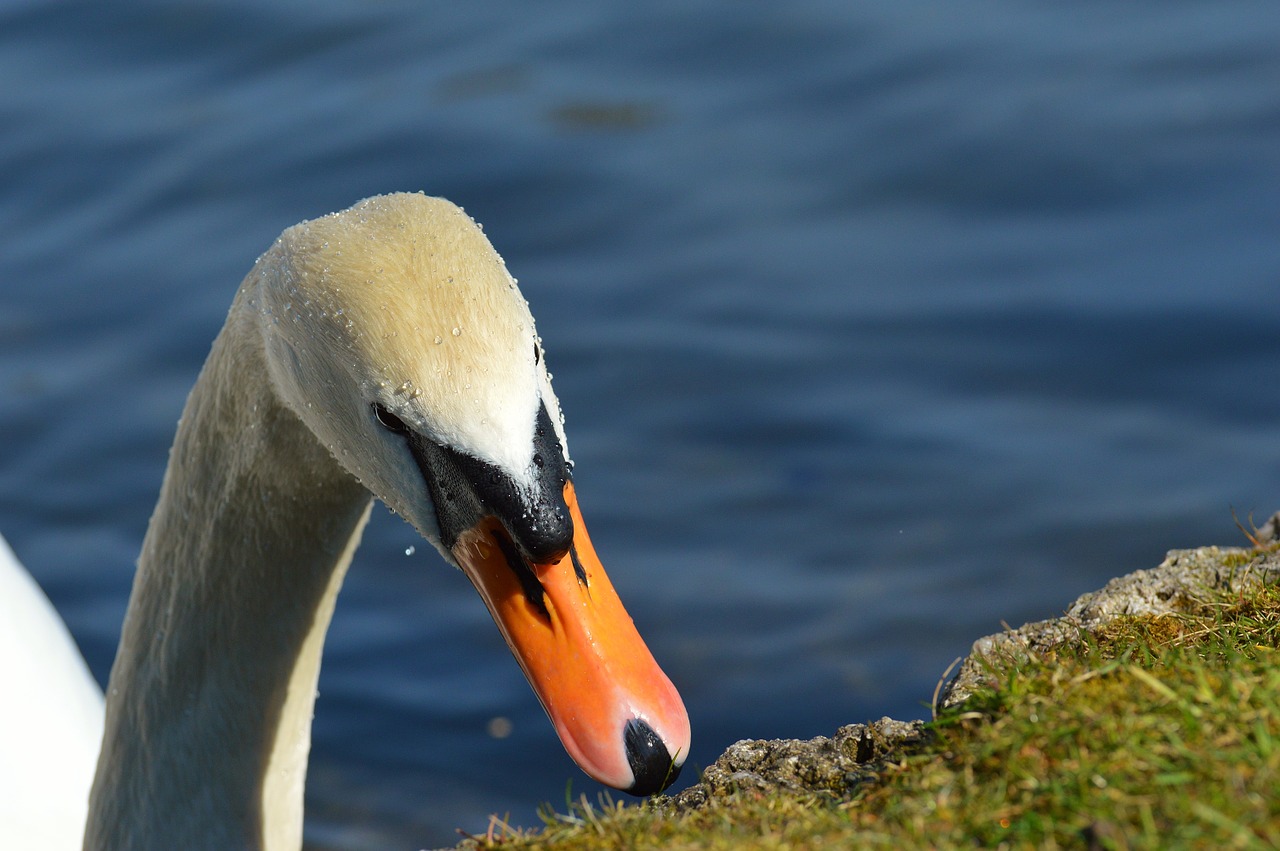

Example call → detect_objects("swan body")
0 534 103 850
1 193 689 850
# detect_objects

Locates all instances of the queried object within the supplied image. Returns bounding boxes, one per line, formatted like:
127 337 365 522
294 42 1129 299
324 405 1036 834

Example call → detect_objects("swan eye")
371 403 411 436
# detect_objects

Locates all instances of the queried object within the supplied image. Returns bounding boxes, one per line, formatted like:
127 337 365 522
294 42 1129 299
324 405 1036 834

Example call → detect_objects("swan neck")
86 299 371 851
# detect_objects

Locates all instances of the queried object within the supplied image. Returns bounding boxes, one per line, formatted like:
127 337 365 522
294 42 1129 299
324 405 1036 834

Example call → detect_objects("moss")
453 571 1280 851
1220 549 1258 569
858 582 1280 849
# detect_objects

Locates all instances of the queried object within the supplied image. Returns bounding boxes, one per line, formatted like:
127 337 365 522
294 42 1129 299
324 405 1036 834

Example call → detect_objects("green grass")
455 560 1280 850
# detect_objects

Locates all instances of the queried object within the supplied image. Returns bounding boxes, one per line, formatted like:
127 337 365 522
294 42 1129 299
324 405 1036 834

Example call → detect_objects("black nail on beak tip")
623 718 682 796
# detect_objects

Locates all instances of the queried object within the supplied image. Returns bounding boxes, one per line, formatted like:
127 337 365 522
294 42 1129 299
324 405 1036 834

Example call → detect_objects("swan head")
250 192 555 549
245 193 689 795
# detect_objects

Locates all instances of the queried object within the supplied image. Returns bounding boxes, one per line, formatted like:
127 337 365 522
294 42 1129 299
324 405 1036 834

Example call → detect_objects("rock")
654 717 925 811
655 538 1280 813
940 543 1280 707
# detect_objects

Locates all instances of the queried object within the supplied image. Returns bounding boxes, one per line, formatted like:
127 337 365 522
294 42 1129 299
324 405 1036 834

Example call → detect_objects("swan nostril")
623 718 682 796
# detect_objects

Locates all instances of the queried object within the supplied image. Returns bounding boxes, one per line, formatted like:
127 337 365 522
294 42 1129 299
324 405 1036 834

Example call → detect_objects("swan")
0 533 104 849
0 193 690 850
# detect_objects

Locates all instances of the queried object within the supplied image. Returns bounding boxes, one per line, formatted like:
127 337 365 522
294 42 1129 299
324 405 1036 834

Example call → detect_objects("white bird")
0 533 103 850
0 193 690 851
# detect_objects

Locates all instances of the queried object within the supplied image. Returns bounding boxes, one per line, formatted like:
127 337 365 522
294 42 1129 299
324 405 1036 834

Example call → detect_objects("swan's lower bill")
452 481 689 795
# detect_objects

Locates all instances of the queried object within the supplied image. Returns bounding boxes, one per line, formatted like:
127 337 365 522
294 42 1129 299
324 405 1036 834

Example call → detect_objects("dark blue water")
2 1 1278 847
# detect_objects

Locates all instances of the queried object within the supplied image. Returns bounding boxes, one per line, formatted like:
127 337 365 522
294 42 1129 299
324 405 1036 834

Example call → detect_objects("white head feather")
245 192 568 552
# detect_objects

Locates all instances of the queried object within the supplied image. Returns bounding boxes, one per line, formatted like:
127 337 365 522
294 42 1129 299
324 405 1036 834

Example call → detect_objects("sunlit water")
1 2 1278 847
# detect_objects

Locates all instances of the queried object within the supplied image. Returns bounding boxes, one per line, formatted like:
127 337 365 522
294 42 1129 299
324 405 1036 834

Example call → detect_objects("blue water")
2 1 1278 847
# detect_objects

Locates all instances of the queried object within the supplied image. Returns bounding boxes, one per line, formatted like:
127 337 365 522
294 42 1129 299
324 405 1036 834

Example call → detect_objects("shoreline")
455 529 1280 848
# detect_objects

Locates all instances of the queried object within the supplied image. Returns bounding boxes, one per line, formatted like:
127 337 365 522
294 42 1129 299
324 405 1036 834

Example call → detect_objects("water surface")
1 2 1278 846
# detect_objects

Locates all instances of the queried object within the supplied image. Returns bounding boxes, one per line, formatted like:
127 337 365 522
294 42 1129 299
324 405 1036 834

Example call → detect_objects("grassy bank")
455 545 1280 850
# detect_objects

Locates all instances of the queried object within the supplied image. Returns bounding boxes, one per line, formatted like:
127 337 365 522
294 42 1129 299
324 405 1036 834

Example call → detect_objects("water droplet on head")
452 327 462 337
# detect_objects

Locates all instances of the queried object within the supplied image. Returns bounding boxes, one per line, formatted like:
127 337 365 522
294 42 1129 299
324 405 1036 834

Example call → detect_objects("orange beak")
451 481 690 794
